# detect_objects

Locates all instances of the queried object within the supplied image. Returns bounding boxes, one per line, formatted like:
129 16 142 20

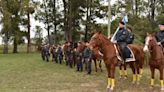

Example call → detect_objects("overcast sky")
0 0 116 44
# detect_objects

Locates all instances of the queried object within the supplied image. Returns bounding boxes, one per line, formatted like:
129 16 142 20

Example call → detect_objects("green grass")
0 53 162 92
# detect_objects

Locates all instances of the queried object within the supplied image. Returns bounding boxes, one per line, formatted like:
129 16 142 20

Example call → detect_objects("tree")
33 25 43 46
0 0 12 54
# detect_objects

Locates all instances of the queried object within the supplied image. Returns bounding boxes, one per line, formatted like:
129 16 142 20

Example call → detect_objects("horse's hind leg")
136 62 140 84
150 66 155 87
93 59 98 72
159 68 164 90
123 64 127 79
99 60 103 72
119 64 123 79
129 63 136 84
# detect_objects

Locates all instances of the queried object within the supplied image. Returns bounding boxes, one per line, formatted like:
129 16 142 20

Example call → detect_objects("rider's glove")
157 42 161 45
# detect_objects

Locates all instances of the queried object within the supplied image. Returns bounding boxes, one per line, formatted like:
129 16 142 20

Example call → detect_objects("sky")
0 0 116 45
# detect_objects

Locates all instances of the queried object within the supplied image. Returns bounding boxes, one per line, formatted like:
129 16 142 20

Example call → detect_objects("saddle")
114 44 135 63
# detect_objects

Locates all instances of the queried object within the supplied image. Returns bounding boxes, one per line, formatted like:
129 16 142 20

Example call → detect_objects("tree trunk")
150 0 156 21
85 0 89 41
3 33 9 54
53 0 57 44
47 25 51 45
62 0 69 42
135 0 138 16
13 36 18 53
67 0 72 42
27 12 31 53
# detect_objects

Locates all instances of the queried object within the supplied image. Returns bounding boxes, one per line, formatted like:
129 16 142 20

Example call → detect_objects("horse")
88 32 144 91
76 41 103 72
143 33 164 90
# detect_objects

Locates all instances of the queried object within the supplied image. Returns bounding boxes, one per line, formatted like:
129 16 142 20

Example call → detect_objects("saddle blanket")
114 44 135 62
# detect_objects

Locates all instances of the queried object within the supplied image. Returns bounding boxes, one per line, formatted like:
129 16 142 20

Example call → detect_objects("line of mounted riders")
39 21 164 91
40 41 103 75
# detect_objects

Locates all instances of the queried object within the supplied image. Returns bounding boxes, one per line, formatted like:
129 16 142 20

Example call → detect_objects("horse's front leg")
110 64 116 91
159 67 164 90
150 66 155 87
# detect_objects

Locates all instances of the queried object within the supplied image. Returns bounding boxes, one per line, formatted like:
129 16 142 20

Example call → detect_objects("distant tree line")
0 0 164 54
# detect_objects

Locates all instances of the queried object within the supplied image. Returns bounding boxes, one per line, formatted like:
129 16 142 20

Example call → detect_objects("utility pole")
108 0 111 37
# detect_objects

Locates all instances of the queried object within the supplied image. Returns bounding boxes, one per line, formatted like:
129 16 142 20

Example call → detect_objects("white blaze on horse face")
143 37 150 52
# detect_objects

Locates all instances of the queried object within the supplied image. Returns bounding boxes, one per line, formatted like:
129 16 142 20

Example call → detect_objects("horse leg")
99 60 103 72
119 64 123 79
94 59 98 72
110 64 116 91
136 62 140 84
106 64 111 91
123 64 128 79
150 66 155 87
159 67 164 90
129 63 136 84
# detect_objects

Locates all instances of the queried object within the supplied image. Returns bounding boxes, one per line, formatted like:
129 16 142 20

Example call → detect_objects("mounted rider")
156 23 164 47
115 21 130 63
155 23 164 49
126 26 134 44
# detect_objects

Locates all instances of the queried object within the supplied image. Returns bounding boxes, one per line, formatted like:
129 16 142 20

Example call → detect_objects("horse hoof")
161 87 164 91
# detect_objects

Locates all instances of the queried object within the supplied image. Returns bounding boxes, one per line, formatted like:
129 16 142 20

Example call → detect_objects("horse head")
76 41 86 53
143 33 157 52
89 31 103 50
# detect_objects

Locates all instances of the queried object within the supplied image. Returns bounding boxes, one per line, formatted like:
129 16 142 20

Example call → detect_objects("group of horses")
88 31 164 91
39 31 164 91
61 41 103 73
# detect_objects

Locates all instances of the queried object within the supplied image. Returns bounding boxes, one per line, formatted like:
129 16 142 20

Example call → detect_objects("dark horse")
89 32 144 91
76 41 103 72
143 33 164 90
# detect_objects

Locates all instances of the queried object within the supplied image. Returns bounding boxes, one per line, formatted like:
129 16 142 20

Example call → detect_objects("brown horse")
76 41 103 72
89 32 144 91
143 33 164 90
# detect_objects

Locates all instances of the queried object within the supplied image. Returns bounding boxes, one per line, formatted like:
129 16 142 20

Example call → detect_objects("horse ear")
97 30 102 34
152 33 156 36
146 32 150 36
90 31 96 36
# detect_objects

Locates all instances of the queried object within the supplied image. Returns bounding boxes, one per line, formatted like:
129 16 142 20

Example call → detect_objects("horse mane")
98 33 113 45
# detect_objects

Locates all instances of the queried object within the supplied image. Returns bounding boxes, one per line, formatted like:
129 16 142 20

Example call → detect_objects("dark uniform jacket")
156 30 164 47
126 32 134 44
115 27 129 44
83 47 92 59
57 47 63 57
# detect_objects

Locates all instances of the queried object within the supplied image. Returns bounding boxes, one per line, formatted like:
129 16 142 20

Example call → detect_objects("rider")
83 41 92 74
115 21 129 63
126 26 134 44
155 23 164 48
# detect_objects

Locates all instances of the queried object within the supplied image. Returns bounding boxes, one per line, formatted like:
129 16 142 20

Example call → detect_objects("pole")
108 0 111 37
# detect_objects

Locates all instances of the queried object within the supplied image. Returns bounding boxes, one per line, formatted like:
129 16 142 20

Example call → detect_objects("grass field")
0 53 162 92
